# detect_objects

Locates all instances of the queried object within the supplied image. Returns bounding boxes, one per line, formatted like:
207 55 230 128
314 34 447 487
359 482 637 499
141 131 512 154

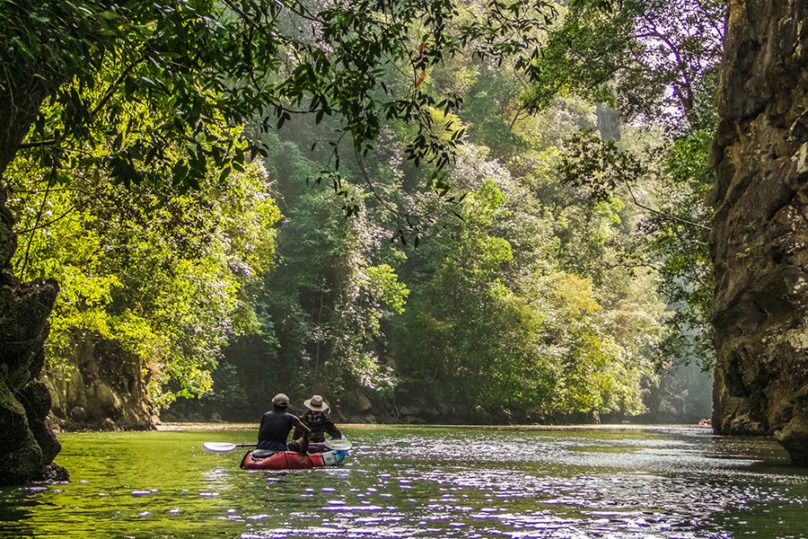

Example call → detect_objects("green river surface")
1 425 807 538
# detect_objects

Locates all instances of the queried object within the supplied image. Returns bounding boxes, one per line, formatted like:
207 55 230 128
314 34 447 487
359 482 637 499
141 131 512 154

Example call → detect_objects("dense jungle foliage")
2 0 721 425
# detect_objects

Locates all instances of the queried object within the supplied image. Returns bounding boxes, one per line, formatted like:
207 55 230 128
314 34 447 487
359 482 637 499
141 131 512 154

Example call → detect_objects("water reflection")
0 426 806 538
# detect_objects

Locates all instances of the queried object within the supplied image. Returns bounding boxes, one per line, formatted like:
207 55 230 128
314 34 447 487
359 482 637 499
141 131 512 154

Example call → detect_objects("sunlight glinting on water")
1 426 807 539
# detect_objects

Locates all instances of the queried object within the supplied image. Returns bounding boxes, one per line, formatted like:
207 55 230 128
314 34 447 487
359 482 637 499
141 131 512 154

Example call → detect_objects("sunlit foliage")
7 122 279 408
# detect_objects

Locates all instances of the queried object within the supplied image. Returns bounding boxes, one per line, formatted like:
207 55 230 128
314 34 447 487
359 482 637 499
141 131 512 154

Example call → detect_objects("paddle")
320 439 352 451
202 439 352 453
203 442 257 453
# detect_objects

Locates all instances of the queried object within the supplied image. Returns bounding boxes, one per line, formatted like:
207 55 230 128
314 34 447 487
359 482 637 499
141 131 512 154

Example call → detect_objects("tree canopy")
1 0 720 426
1 0 556 192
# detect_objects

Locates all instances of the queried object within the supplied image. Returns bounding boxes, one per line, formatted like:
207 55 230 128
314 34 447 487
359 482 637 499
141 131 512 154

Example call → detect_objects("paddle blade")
203 442 238 453
323 439 352 451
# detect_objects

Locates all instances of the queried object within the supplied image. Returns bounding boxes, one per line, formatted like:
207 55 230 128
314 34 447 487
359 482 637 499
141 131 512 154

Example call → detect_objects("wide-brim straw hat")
304 395 329 412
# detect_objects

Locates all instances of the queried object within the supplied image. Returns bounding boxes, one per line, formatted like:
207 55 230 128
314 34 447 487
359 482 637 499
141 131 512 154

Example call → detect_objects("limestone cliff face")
0 189 66 485
709 0 808 464
45 336 154 432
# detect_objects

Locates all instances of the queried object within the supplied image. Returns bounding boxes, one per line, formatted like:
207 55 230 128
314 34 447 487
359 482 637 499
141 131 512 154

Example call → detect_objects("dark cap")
272 393 290 407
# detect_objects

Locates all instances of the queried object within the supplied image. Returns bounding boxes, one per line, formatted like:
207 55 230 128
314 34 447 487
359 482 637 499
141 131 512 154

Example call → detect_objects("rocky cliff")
45 336 154 432
709 0 808 464
0 187 67 485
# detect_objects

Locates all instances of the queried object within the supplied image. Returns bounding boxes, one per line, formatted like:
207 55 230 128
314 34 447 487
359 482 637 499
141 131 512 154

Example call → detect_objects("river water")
0 425 806 538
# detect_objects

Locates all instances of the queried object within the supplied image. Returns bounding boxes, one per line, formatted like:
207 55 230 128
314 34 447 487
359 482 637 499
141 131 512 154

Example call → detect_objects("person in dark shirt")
258 393 310 453
293 395 342 450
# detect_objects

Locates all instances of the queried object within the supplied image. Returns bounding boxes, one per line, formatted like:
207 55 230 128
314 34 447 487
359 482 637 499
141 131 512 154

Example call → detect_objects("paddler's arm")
291 415 311 438
325 420 342 440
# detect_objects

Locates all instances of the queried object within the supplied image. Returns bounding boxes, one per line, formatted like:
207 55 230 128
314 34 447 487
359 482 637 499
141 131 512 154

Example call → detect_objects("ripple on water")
3 426 806 539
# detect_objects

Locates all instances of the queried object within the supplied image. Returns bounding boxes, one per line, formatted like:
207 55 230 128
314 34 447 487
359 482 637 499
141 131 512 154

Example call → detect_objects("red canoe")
240 448 348 470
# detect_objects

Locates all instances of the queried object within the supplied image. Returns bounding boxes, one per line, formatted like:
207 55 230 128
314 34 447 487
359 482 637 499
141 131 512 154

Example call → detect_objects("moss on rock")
0 265 66 485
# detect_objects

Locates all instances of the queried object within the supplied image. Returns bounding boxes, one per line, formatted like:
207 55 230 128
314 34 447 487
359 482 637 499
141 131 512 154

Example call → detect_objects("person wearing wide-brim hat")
304 395 330 412
294 394 342 448
257 393 311 453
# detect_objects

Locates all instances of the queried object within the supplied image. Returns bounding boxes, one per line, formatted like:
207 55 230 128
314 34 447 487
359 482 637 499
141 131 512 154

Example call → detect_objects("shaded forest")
2 0 807 483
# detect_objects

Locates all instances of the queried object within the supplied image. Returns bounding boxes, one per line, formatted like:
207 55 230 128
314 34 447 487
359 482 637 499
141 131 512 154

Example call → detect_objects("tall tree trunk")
709 0 808 465
0 74 67 485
